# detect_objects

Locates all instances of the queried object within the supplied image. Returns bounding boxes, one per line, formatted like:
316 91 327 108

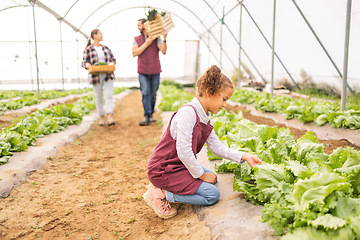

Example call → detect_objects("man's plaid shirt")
81 44 117 85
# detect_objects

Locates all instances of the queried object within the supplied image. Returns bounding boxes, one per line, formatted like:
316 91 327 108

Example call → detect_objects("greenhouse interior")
1 1 360 239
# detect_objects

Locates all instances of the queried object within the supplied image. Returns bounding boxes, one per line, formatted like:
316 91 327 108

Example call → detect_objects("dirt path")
0 90 210 240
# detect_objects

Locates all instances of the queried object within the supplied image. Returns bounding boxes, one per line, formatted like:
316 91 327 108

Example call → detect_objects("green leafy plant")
209 109 360 238
0 88 127 164
158 84 193 111
231 88 360 130
145 7 158 21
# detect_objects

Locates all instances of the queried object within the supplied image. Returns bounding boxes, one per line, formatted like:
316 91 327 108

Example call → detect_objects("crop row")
0 88 93 100
0 87 127 165
209 109 360 239
0 89 93 114
158 81 193 112
231 88 360 130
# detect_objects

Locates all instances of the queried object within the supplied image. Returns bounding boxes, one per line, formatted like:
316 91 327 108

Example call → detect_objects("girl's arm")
206 131 262 168
241 153 262 168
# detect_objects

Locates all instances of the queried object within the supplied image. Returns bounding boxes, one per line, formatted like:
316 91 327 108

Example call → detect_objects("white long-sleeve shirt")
170 97 245 178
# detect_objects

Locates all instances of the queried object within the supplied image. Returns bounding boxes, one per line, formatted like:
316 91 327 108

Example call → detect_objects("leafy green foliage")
231 88 360 130
0 88 127 164
0 89 92 114
210 109 360 238
145 7 158 21
158 84 193 111
160 79 184 90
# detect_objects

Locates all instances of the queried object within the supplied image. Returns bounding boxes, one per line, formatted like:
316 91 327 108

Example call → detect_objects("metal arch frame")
20 0 265 83
202 0 296 87
0 5 29 13
198 1 266 84
171 0 265 83
78 1 240 67
27 0 88 38
202 0 268 83
77 0 263 79
78 0 116 30
95 6 223 67
7 0 353 97
63 0 80 19
291 0 354 94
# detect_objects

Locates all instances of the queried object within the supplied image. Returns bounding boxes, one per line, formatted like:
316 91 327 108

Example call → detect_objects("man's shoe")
139 116 150 126
149 115 156 123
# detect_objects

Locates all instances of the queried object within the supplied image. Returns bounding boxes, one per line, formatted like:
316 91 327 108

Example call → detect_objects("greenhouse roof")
1 0 359 99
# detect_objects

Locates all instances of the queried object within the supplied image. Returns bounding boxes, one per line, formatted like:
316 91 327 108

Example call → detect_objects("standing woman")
82 29 117 126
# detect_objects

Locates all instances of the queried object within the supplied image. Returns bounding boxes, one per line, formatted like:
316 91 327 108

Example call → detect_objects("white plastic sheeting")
0 0 359 92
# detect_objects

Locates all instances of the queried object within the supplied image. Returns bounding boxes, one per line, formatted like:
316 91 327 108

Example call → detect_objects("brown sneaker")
107 114 115 126
143 188 177 219
99 116 105 126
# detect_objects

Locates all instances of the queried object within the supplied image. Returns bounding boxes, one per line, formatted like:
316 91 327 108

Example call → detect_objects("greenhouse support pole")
32 3 40 98
237 1 243 89
208 31 211 67
341 0 352 111
220 26 223 68
60 22 65 90
195 40 200 81
292 0 354 94
76 36 81 89
242 4 300 90
27 8 35 91
270 0 277 98
220 6 225 69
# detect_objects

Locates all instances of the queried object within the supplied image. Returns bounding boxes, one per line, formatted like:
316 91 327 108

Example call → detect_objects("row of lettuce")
0 89 94 100
0 89 93 114
0 87 127 165
231 88 360 130
158 81 193 111
209 109 360 239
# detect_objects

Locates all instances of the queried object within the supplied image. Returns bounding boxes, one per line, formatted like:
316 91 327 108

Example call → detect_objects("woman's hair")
196 65 233 97
85 29 100 48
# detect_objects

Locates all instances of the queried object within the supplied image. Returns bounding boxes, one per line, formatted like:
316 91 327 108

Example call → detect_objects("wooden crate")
88 65 115 75
144 13 175 39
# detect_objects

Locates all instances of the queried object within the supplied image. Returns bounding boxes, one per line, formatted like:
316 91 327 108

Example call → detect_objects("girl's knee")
205 185 220 206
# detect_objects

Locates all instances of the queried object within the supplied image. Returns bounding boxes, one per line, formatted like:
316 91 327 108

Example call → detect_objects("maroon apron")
147 105 213 195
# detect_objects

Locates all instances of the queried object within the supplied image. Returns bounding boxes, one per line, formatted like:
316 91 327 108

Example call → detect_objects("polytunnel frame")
31 0 268 93
80 0 267 86
7 0 353 111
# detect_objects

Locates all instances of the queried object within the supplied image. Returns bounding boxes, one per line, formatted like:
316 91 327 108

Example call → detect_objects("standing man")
132 18 168 126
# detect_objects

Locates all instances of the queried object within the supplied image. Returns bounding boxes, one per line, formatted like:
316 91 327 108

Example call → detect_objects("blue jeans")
92 76 114 116
138 74 160 117
165 167 220 206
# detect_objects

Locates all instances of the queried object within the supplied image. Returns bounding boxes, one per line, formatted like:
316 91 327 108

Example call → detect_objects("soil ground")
0 90 359 240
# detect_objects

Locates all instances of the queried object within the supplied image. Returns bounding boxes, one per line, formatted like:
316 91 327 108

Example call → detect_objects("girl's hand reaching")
241 153 262 168
199 172 217 184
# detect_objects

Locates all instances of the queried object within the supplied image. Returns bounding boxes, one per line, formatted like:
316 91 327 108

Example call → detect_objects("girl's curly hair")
196 65 233 97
